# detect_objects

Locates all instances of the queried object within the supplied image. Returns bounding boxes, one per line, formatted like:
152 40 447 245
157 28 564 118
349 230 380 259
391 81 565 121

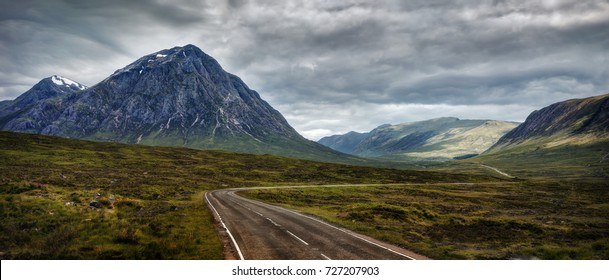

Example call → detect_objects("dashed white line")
266 217 281 227
286 230 309 246
220 188 417 259
233 195 312 247
234 191 417 260
320 253 332 260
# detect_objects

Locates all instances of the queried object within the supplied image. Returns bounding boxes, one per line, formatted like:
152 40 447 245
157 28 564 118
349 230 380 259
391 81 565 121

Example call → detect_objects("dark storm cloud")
1 0 608 139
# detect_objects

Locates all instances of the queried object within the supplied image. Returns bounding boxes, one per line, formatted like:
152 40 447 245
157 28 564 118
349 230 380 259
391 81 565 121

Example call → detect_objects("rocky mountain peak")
5 75 85 113
0 44 349 163
112 44 217 74
49 75 88 91
0 75 87 132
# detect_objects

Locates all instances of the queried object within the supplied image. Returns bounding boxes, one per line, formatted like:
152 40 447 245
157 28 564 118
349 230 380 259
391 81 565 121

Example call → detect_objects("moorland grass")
0 131 497 259
241 182 609 259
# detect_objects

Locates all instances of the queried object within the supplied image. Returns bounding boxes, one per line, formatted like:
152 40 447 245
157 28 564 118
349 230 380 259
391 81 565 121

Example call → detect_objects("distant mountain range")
318 117 519 161
0 45 356 163
319 94 609 163
1 44 607 166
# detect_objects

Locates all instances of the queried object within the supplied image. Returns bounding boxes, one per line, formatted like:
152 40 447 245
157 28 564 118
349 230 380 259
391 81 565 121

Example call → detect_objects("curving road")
205 187 428 260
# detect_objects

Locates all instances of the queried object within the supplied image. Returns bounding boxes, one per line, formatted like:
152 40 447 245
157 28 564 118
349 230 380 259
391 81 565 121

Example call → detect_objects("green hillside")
474 94 609 180
472 138 609 180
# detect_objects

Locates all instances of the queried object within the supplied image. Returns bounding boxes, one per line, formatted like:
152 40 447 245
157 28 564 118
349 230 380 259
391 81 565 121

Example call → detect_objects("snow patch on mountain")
51 75 87 90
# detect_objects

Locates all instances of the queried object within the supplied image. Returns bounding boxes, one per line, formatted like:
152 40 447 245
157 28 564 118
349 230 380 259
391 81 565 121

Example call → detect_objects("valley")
319 118 519 161
241 181 609 259
0 131 493 259
0 43 607 260
1 130 607 259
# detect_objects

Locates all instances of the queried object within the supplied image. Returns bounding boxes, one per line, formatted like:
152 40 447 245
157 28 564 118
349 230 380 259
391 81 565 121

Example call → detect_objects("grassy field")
239 141 609 259
241 181 609 259
0 131 495 259
240 140 609 259
471 140 609 181
4 130 606 259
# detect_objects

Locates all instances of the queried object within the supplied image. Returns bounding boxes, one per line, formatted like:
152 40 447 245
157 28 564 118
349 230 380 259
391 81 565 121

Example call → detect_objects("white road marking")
213 184 510 260
232 194 313 248
233 191 417 260
266 217 281 227
320 253 332 260
232 200 264 217
286 230 309 246
205 191 245 260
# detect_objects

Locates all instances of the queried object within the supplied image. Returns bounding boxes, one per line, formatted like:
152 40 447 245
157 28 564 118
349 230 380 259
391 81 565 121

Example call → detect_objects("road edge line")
205 191 245 260
235 190 417 260
274 202 417 260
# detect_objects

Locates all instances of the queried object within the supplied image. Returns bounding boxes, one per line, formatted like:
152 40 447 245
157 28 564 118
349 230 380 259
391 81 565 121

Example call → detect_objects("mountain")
487 93 609 152
319 117 519 161
0 75 87 130
318 131 370 155
0 45 356 163
474 94 609 179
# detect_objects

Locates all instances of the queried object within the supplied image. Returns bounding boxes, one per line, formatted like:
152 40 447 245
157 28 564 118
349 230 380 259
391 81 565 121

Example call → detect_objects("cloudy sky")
1 0 608 140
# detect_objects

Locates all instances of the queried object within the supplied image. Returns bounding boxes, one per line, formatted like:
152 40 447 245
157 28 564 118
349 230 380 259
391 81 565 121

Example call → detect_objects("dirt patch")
212 220 239 260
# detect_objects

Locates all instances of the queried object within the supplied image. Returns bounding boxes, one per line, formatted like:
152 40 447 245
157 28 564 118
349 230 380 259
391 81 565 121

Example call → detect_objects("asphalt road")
205 187 428 260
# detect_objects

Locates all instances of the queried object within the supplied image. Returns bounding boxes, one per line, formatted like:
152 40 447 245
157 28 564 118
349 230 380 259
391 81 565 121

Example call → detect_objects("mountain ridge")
0 75 87 131
488 93 609 153
467 93 609 180
0 45 358 163
319 117 519 161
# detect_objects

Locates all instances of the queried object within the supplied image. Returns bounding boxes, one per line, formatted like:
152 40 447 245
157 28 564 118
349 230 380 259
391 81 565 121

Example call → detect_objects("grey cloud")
5 0 209 26
256 0 607 109
277 100 537 140
0 0 607 139
1 0 211 54
0 0 218 94
219 1 386 69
